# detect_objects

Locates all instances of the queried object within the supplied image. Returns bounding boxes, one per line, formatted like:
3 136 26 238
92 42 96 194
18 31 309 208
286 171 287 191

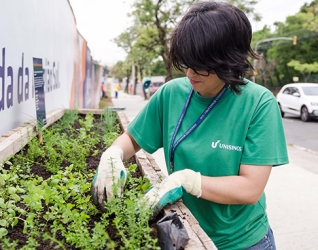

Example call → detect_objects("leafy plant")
0 110 159 249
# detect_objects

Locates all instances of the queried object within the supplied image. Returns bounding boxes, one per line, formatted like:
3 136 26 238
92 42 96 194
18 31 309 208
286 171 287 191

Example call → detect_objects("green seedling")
0 111 159 249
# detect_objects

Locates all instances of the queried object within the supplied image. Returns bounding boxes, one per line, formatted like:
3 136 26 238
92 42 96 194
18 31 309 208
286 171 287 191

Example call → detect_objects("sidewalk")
111 90 167 175
112 90 318 250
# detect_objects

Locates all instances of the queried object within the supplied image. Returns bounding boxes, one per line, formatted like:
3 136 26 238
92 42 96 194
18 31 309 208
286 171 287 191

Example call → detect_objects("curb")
291 144 318 156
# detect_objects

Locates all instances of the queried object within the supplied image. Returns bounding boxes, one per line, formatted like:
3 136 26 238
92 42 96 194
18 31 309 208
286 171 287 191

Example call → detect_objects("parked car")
149 76 165 96
150 81 164 95
276 83 318 122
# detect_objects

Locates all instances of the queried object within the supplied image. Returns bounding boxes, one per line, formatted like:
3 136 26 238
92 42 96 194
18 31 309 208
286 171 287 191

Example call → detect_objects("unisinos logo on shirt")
211 140 242 151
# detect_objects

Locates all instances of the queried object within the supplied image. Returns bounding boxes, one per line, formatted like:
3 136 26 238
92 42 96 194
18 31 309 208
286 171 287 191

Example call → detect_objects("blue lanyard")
169 84 228 174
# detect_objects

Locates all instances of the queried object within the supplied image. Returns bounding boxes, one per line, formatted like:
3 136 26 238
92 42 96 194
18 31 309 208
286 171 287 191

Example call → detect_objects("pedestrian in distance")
142 77 151 100
91 1 289 249
100 82 106 99
114 83 120 99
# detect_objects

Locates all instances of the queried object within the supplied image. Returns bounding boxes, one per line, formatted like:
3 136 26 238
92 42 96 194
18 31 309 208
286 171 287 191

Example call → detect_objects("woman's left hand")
139 169 202 216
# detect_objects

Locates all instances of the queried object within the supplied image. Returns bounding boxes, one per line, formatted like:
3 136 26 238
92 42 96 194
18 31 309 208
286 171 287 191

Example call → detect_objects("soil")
2 113 163 249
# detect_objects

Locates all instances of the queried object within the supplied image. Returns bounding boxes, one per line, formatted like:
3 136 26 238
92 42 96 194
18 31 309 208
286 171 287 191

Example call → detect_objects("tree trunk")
133 65 138 95
125 74 130 93
275 74 281 86
154 5 172 82
163 49 173 82
160 33 172 82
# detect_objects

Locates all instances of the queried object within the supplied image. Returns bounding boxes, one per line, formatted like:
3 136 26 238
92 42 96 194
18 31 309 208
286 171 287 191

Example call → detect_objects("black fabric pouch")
156 212 189 250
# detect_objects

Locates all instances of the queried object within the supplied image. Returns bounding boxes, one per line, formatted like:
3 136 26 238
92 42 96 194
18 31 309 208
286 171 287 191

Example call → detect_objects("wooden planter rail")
0 108 217 250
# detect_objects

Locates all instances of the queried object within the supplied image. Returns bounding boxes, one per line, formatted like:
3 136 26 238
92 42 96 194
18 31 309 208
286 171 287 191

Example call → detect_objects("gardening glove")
91 146 127 212
140 169 201 216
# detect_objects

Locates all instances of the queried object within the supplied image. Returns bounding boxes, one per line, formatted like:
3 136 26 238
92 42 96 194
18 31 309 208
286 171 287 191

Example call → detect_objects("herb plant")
0 109 159 249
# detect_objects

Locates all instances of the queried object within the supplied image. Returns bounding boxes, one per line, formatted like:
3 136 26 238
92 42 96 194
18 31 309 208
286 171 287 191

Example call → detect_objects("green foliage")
150 59 167 76
52 109 79 132
0 110 158 249
252 0 318 86
287 60 318 82
113 0 260 84
110 61 126 82
131 0 200 80
228 0 261 21
11 111 113 174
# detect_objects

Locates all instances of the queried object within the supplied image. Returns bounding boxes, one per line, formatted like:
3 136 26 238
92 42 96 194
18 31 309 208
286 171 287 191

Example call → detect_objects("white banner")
0 0 103 136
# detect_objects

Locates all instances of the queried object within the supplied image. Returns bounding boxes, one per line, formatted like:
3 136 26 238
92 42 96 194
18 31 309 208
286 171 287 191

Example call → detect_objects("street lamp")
252 36 295 82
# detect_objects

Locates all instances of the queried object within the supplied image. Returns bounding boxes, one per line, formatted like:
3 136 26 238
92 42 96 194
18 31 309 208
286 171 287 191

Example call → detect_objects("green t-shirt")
128 77 288 249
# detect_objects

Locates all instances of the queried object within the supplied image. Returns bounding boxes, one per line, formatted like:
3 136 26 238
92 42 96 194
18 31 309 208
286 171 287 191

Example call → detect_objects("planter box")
0 108 217 250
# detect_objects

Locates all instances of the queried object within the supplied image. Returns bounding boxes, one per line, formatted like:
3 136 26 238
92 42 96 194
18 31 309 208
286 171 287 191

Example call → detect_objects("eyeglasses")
179 63 211 77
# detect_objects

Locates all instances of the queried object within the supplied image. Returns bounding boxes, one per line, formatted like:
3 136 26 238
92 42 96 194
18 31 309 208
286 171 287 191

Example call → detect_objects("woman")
91 2 288 249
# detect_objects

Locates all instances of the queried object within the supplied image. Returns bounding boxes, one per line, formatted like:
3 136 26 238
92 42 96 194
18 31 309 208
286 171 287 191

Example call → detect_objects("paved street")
282 114 318 153
112 89 318 250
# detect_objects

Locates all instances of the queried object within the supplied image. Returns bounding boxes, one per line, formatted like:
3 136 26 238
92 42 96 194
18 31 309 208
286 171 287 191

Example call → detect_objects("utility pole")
252 37 296 82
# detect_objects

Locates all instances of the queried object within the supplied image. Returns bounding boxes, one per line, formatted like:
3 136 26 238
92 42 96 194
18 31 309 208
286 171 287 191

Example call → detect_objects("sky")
68 0 311 67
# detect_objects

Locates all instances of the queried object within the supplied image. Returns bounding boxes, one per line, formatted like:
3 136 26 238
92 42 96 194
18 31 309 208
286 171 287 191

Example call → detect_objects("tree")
131 0 198 82
131 0 260 82
257 0 318 85
229 0 261 22
110 61 125 82
114 0 260 84
150 59 167 76
110 60 132 93
249 26 272 81
256 56 278 87
287 60 318 82
130 24 160 94
251 25 273 51
114 19 160 94
112 26 137 92
295 10 318 33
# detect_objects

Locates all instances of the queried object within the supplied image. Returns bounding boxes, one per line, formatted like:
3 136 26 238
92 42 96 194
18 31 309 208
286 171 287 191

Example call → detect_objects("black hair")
169 1 260 94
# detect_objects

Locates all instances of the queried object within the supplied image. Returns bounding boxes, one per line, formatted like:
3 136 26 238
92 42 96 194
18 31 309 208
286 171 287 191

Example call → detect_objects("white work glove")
139 169 202 216
91 146 127 212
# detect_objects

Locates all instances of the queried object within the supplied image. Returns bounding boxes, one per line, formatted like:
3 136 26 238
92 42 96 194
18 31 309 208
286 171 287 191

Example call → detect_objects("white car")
276 83 318 122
